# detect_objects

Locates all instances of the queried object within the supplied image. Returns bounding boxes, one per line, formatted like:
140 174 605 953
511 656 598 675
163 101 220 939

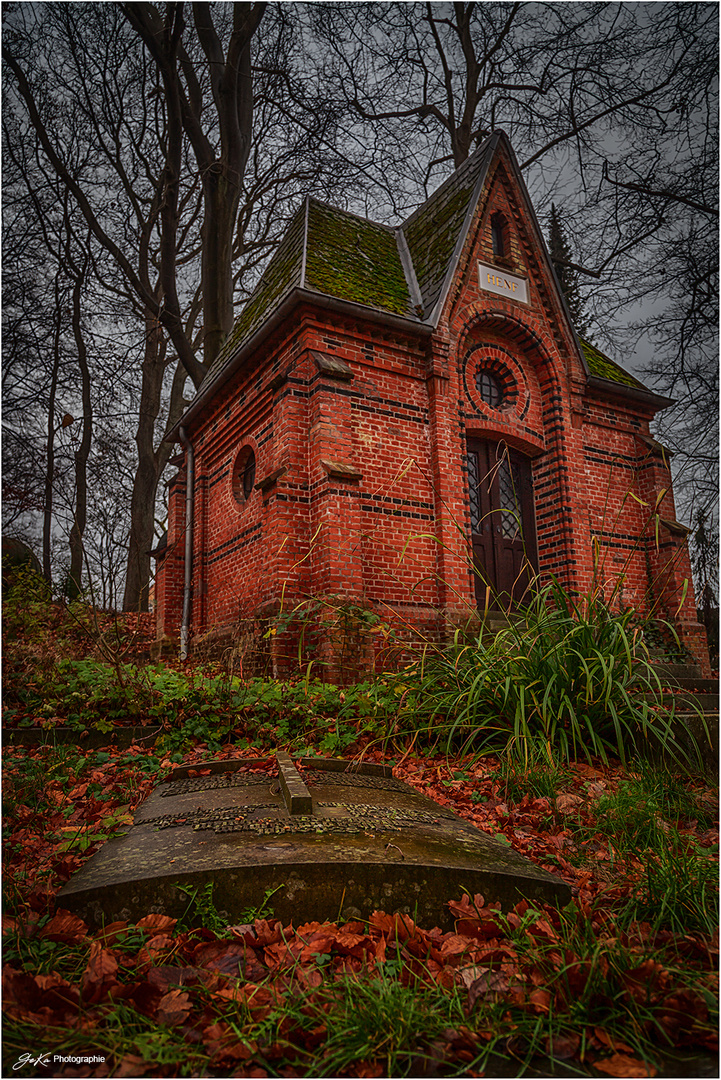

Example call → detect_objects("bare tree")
3 3 354 609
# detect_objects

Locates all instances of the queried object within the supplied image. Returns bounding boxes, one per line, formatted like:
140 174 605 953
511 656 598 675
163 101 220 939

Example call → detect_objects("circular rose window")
477 369 504 408
474 361 517 411
232 446 256 505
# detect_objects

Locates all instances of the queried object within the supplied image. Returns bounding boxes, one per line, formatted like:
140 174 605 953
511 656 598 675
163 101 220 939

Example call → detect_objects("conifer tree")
548 203 591 340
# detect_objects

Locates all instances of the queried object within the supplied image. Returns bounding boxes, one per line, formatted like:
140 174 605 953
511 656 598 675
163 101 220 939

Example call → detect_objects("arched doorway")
466 439 538 608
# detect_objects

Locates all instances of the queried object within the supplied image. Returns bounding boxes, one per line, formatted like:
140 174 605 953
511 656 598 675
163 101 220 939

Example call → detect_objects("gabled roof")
401 138 495 320
174 132 666 435
198 137 499 405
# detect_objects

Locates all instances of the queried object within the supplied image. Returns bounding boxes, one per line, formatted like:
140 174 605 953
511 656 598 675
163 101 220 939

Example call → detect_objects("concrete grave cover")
59 754 570 929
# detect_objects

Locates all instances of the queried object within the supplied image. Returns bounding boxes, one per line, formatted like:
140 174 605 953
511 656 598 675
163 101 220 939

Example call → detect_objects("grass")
497 742 573 803
385 578 699 768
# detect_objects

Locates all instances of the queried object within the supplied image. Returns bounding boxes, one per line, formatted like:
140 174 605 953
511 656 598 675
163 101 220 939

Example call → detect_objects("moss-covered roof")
580 339 648 391
203 139 497 388
198 135 652 414
401 141 494 318
305 201 413 316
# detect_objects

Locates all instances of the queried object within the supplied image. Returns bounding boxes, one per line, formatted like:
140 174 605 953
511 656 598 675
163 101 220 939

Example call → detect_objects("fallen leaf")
556 794 584 813
545 1032 580 1059
81 941 119 1003
594 1052 657 1077
115 1054 150 1078
39 910 88 944
157 988 192 1025
136 913 177 934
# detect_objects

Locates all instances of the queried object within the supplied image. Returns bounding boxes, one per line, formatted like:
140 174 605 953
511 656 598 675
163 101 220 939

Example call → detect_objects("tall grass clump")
392 577 689 766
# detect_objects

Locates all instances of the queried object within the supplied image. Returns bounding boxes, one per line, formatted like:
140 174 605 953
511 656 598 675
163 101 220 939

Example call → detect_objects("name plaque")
478 262 528 304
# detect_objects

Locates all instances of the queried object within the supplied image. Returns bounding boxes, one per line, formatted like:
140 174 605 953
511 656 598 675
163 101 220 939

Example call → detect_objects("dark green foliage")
387 578 691 766
548 202 591 338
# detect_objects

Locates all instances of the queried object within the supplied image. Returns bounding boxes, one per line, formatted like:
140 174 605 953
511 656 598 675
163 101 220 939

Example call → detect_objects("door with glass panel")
466 439 538 607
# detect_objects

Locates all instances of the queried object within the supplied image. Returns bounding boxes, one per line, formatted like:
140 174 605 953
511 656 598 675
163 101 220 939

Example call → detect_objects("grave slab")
58 755 570 929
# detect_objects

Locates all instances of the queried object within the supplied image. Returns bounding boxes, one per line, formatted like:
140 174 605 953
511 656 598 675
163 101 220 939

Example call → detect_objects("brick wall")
155 141 709 676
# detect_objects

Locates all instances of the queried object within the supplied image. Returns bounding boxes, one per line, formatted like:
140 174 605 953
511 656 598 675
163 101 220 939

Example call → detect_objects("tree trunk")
123 315 167 612
42 277 62 585
68 264 92 598
201 166 241 366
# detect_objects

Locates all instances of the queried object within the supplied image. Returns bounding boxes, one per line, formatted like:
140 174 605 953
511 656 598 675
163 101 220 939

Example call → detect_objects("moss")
580 339 647 390
304 202 411 316
404 185 473 312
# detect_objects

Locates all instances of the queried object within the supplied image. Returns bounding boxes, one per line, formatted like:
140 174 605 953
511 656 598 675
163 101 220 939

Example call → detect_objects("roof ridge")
399 133 498 321
300 194 310 289
401 134 496 232
395 224 424 315
306 194 396 234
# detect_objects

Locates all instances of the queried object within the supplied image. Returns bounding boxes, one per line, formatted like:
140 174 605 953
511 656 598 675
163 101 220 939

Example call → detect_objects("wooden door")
466 439 538 608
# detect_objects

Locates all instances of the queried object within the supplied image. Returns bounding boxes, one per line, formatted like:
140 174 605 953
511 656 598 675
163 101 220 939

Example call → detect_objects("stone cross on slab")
59 753 569 929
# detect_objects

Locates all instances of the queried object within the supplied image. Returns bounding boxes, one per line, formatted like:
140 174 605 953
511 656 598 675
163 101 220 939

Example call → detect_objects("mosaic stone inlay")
160 773 276 797
136 801 455 836
303 770 409 792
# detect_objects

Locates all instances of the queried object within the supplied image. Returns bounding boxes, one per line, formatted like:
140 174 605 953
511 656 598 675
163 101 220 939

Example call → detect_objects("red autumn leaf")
157 988 192 1025
115 1054 151 1078
215 982 275 1021
334 931 373 958
456 917 503 940
39 909 88 944
556 793 584 813
34 971 81 1012
447 894 486 920
528 987 552 1013
254 918 283 947
146 933 176 952
203 1020 255 1064
440 934 474 959
299 931 338 961
94 920 129 947
594 1053 657 1077
136 913 177 934
467 969 512 1010
81 940 119 1003
296 966 323 990
368 910 394 936
339 920 366 935
544 1032 581 1059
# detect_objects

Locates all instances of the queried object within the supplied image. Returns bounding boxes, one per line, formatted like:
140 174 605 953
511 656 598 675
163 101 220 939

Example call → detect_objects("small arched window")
491 213 507 259
232 446 256 505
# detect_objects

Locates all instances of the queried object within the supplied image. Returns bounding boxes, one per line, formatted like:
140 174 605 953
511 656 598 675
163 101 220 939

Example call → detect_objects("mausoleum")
156 131 709 677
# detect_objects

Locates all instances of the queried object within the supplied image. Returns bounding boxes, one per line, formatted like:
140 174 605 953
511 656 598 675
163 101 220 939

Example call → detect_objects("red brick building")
156 132 709 677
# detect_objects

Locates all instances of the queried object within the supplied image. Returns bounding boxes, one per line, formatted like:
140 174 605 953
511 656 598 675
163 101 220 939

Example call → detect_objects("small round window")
477 370 504 408
232 446 256 505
